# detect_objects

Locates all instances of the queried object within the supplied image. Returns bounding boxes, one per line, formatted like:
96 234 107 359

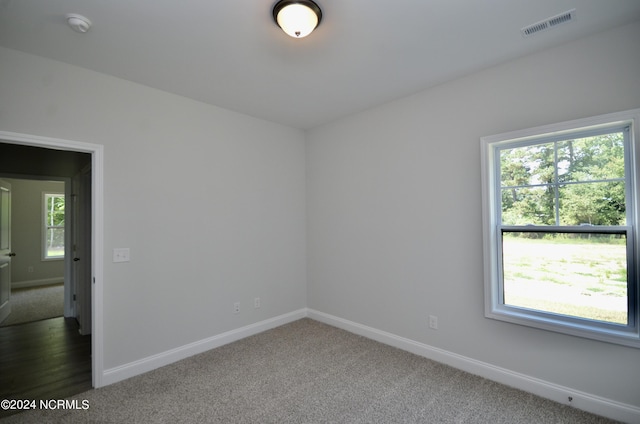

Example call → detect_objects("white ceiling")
1 0 640 130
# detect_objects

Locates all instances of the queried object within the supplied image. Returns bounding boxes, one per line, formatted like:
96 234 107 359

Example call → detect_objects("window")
43 193 65 260
481 109 640 347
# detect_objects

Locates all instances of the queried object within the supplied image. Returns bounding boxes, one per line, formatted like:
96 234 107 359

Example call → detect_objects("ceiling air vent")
521 9 576 37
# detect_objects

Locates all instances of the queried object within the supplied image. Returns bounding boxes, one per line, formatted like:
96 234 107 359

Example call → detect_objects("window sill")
486 306 640 348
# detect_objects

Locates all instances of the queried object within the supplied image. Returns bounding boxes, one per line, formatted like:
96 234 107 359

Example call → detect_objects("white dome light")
273 0 322 39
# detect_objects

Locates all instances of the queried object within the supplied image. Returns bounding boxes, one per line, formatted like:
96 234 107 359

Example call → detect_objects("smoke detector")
66 14 92 33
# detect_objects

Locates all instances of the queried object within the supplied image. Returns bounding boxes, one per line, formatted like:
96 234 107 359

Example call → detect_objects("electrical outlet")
233 302 240 314
254 297 261 308
429 315 438 330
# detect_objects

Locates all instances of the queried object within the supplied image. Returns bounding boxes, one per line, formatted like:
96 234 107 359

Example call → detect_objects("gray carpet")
0 284 64 327
1 318 618 423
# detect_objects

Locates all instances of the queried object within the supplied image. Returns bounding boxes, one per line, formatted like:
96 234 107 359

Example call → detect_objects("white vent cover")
521 9 576 37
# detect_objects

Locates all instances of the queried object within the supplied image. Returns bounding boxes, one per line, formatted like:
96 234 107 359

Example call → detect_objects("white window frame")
43 192 65 261
481 109 640 348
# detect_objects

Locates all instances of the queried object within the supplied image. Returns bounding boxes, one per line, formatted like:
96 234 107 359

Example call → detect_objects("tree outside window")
44 193 64 259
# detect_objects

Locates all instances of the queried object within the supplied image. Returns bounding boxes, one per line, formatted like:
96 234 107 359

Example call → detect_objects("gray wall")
0 45 307 369
5 178 65 285
307 21 640 407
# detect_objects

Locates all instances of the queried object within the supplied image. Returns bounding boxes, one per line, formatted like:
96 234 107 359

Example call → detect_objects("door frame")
72 165 92 336
0 179 12 324
0 130 104 388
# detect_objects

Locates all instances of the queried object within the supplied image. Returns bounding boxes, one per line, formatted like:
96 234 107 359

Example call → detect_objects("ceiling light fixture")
272 0 322 39
66 13 92 33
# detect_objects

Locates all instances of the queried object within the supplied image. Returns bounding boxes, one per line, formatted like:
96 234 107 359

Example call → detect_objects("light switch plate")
113 248 130 263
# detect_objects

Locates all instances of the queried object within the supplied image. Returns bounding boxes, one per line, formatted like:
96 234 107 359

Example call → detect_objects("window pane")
46 227 65 258
44 194 64 259
501 186 555 225
500 142 555 187
558 182 626 226
556 132 625 183
502 231 628 325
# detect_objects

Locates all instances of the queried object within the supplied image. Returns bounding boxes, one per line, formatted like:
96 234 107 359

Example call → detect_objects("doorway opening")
0 131 104 403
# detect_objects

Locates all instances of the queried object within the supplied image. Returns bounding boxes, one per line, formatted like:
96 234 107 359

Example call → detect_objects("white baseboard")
101 309 307 387
12 278 63 289
307 309 640 424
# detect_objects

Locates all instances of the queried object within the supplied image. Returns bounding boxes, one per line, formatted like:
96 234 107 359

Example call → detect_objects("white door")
0 179 13 324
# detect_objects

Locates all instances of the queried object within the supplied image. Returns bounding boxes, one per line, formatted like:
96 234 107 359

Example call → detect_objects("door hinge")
73 294 76 301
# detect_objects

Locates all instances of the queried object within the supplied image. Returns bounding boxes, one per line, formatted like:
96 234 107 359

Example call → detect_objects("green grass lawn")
502 234 628 324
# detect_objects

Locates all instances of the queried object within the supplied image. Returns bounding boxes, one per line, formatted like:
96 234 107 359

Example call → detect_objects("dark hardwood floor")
0 317 92 419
